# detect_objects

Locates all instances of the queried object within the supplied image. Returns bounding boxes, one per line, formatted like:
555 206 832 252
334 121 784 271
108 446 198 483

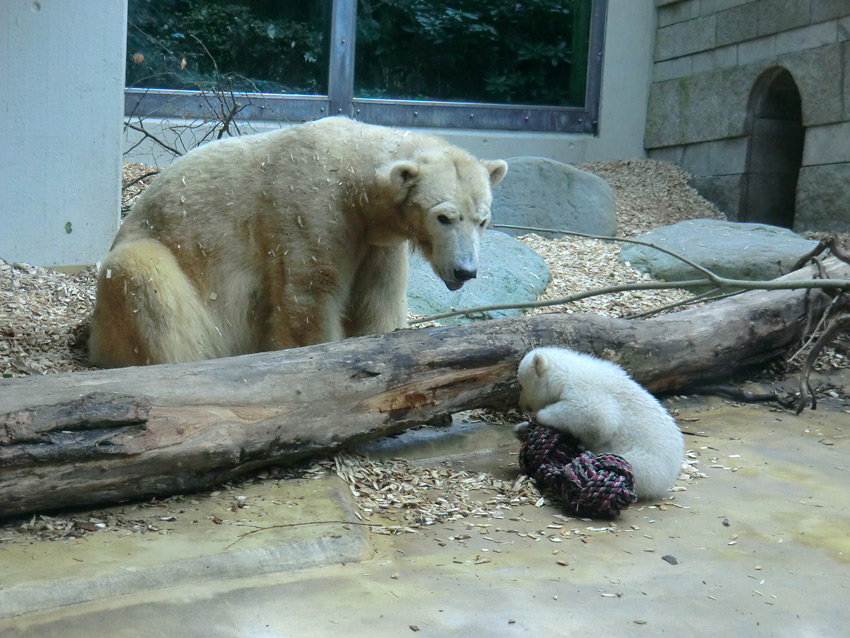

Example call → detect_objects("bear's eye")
437 214 452 226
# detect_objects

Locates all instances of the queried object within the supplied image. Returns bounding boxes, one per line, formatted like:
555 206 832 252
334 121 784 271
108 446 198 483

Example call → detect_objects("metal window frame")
125 0 608 134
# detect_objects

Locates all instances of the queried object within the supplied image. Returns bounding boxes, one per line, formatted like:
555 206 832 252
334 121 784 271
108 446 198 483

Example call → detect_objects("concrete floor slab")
0 477 372 619
1 387 849 637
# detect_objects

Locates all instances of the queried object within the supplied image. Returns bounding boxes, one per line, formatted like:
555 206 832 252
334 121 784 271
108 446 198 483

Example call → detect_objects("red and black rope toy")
517 420 638 519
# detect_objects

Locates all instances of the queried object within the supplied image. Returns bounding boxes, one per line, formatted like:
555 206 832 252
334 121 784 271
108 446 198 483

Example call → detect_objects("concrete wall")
0 1 127 267
125 0 656 169
647 0 850 232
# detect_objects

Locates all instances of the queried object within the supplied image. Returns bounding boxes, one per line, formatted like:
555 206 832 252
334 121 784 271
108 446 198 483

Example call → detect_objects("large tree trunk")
1 259 846 519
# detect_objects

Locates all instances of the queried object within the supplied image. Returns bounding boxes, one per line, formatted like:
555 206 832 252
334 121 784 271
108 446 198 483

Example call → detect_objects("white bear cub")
517 347 684 500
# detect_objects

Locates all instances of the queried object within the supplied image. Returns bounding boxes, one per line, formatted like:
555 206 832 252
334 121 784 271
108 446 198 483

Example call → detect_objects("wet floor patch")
0 477 372 619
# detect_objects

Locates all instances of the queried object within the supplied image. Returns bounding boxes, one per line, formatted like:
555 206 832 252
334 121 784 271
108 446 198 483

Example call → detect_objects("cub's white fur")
517 347 684 499
89 117 507 367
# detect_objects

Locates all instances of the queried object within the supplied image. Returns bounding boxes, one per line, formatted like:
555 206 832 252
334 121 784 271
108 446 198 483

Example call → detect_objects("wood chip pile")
324 451 706 537
121 163 160 214
515 159 727 319
0 261 94 376
575 158 726 238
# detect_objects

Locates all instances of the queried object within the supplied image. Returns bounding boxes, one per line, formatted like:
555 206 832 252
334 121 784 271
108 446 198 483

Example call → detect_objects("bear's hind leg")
88 239 223 367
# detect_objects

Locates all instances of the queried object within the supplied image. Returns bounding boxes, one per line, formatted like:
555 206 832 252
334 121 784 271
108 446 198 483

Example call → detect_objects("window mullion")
328 0 357 117
585 0 608 133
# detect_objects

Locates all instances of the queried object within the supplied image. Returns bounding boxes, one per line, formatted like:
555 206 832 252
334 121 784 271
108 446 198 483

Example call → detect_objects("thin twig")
625 287 732 319
795 312 850 414
788 292 842 363
123 135 148 157
411 274 850 325
410 279 710 324
684 384 798 410
223 519 382 550
217 86 243 139
790 236 850 271
410 224 850 324
125 121 183 157
790 238 829 271
122 170 161 190
493 224 725 282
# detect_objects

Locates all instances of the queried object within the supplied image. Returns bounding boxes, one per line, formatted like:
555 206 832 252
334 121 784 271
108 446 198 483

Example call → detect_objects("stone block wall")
646 0 850 232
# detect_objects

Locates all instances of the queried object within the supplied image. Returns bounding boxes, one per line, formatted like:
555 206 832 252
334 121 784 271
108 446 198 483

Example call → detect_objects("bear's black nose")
453 267 477 282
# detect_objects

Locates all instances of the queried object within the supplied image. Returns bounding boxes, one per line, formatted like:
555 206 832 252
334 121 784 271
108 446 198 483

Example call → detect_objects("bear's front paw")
534 409 558 428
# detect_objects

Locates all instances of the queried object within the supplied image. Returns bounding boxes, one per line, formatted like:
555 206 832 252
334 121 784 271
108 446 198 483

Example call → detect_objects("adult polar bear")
89 117 507 368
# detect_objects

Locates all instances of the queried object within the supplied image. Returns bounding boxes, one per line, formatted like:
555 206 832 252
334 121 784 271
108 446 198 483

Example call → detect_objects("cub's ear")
532 351 548 377
481 159 508 187
378 160 420 202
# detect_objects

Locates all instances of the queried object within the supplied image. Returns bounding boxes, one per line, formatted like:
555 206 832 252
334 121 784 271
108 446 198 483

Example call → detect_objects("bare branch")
625 287 741 319
828 236 850 265
122 170 161 191
125 121 183 157
412 272 850 325
795 312 850 413
225 519 381 550
788 291 843 364
410 278 710 325
412 224 850 325
790 238 830 271
493 223 726 282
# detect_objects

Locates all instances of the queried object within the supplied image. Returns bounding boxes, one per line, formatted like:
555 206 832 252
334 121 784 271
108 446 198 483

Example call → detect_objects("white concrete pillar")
1 0 127 267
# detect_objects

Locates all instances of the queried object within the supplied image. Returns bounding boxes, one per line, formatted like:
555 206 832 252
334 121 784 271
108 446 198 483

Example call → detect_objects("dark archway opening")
742 68 805 228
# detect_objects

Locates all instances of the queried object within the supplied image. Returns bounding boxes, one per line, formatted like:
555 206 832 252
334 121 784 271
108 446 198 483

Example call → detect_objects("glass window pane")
354 0 592 107
126 0 332 95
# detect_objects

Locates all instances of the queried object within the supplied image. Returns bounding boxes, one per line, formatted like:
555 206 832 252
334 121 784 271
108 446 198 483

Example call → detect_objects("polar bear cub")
517 347 684 499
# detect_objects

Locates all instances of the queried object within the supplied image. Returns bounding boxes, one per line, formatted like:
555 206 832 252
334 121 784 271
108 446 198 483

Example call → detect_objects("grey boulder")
619 219 819 285
407 229 550 324
491 156 617 237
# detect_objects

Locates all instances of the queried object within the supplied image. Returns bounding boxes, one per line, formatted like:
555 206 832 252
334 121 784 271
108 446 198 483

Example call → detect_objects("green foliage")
126 0 327 94
126 0 589 106
355 0 585 105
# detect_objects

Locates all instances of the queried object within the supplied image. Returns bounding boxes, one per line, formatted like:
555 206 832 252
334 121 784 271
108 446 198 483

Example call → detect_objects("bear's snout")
443 266 477 291
453 266 477 282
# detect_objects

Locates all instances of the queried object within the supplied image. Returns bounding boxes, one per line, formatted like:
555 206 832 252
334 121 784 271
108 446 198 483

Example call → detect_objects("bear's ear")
481 160 508 187
378 160 420 201
389 160 420 187
532 351 548 377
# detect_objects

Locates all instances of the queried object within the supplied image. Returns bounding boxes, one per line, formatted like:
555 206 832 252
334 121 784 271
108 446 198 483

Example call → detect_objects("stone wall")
646 0 850 233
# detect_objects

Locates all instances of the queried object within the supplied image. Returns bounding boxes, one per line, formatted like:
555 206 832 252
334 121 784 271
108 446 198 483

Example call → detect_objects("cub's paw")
513 421 530 441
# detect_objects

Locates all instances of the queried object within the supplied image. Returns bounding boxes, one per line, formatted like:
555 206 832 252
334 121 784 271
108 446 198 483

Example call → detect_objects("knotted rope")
517 420 638 519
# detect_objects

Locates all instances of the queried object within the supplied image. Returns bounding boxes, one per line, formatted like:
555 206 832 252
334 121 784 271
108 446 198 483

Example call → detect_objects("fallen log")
1 258 847 519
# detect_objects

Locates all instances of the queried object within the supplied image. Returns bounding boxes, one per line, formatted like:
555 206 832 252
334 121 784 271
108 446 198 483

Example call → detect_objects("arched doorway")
742 68 805 228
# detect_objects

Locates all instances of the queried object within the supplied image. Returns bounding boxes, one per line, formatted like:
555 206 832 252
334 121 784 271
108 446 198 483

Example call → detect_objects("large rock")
491 157 617 237
619 219 819 285
408 229 550 324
